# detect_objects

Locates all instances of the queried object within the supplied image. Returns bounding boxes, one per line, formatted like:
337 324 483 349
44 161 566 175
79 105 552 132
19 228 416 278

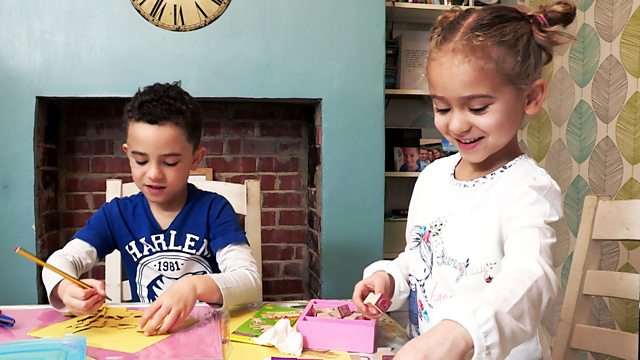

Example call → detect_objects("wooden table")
0 302 408 359
0 303 223 359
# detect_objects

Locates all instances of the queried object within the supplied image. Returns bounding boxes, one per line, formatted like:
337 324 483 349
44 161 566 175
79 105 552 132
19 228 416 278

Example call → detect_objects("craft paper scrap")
28 306 197 354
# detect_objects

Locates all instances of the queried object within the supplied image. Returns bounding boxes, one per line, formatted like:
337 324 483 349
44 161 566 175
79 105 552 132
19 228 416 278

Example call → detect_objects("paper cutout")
28 306 197 354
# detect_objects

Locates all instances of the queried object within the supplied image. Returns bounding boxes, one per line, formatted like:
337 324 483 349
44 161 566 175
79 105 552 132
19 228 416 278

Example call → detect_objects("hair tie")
534 13 550 28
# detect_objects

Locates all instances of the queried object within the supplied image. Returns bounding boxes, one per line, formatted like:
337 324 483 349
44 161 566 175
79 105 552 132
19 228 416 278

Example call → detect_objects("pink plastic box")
296 299 376 353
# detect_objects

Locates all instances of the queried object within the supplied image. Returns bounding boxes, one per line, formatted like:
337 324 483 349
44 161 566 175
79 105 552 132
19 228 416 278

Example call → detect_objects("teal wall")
0 0 384 304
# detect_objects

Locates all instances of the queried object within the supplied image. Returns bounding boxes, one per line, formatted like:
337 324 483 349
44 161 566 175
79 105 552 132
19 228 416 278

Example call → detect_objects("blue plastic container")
0 335 86 359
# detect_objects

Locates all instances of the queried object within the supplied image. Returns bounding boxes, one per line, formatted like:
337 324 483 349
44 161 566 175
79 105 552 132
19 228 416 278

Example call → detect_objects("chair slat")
106 179 123 202
592 200 640 240
553 196 640 360
583 270 640 300
570 324 639 360
192 181 247 214
122 182 139 197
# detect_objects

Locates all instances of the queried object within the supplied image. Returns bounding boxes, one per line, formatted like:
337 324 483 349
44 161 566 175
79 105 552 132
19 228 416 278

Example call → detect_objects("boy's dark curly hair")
123 81 203 149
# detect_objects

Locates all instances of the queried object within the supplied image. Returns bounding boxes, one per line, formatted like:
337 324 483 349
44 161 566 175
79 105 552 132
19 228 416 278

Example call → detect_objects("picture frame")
393 146 424 172
420 138 457 164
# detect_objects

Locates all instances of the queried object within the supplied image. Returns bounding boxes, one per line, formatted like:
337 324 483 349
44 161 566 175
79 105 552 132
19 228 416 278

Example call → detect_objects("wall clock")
131 0 232 32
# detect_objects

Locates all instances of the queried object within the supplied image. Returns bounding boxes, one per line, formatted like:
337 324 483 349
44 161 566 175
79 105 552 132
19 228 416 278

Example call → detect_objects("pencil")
14 246 112 301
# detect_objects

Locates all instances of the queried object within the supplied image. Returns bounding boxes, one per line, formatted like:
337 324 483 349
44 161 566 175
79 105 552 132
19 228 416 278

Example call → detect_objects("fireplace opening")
34 97 322 303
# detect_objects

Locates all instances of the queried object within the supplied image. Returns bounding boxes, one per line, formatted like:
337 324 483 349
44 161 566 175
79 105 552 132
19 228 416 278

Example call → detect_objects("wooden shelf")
385 2 475 24
385 88 430 98
385 172 420 177
384 219 408 223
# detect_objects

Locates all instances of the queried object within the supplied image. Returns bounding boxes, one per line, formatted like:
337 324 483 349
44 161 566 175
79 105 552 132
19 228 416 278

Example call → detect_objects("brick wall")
34 97 320 303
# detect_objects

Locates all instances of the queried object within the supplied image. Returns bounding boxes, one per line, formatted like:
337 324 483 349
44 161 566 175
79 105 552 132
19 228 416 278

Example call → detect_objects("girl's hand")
394 320 473 360
351 270 394 318
56 278 106 316
139 276 198 336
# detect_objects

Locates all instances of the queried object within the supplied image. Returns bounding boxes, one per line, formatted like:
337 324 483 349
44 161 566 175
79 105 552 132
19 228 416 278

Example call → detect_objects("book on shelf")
396 30 431 90
386 40 399 89
230 304 302 345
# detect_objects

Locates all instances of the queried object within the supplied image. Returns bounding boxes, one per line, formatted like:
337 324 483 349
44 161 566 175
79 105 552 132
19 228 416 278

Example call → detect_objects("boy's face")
420 148 428 161
402 147 419 166
123 122 205 211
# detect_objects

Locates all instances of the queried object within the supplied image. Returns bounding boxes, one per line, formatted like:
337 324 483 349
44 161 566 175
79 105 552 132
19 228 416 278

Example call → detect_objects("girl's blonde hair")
428 0 577 88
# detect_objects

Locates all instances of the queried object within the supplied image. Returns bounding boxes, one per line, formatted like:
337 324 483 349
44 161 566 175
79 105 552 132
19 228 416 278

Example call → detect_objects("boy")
43 82 261 335
399 146 424 172
419 146 430 168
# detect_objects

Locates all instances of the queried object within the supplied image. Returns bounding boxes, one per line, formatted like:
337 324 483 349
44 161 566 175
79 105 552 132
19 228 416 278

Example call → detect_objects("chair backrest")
189 167 214 181
104 177 262 303
552 195 640 360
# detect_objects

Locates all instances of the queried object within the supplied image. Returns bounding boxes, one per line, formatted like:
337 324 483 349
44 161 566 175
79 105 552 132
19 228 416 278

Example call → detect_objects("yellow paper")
228 306 351 360
28 306 197 354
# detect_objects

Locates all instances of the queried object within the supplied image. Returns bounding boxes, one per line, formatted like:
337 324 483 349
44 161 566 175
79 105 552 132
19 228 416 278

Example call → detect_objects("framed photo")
385 128 421 171
419 138 457 164
394 146 425 172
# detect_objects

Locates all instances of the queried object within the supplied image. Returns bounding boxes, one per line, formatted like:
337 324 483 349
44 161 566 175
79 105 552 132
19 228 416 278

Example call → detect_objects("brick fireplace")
34 97 322 303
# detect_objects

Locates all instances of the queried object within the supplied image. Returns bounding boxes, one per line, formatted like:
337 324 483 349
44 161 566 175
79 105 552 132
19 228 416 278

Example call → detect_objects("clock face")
131 0 231 32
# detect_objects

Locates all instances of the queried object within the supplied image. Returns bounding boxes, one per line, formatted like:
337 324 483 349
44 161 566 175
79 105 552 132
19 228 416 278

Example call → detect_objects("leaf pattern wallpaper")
620 5 640 77
526 108 552 161
547 67 576 126
547 139 573 192
588 136 624 195
567 100 597 163
592 55 627 124
569 24 601 87
520 1 640 355
594 0 632 42
617 91 640 164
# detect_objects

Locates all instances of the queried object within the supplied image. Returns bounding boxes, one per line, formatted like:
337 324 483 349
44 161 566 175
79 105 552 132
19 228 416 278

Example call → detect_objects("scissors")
0 311 15 327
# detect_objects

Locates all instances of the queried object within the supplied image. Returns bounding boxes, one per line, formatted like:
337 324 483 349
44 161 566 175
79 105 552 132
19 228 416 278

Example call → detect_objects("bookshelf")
383 1 467 259
385 2 476 24
385 88 430 98
385 171 420 178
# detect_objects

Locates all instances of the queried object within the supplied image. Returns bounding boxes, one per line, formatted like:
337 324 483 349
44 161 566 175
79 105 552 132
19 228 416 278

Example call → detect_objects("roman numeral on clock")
195 1 208 18
174 4 185 25
150 0 166 20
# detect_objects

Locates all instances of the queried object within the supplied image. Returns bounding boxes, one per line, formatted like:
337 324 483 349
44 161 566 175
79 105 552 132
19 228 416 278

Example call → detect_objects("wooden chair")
189 167 213 181
552 195 640 360
104 178 262 303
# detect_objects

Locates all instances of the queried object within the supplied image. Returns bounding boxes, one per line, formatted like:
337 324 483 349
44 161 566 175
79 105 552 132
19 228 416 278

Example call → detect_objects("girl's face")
427 49 545 179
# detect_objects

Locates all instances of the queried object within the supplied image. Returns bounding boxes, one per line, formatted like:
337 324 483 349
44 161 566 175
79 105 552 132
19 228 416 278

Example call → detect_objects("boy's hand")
352 270 394 318
139 276 198 336
56 278 106 316
394 320 473 360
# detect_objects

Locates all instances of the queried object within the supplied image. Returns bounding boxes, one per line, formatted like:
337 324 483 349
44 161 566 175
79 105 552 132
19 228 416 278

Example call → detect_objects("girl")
353 1 576 359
